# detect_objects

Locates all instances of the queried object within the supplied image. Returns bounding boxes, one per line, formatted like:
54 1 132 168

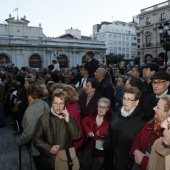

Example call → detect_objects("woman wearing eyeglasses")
33 89 82 170
129 94 170 170
104 86 146 170
81 98 113 170
147 95 170 170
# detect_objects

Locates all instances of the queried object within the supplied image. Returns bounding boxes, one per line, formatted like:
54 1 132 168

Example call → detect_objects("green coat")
33 112 82 169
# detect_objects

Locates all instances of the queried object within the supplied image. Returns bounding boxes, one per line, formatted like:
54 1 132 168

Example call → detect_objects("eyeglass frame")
98 105 109 110
151 80 167 86
122 97 136 102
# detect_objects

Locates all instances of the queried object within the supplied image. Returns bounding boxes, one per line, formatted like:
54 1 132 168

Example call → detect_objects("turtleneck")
121 106 136 117
51 108 64 119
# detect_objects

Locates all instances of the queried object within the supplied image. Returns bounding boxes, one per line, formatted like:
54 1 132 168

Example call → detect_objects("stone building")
138 0 170 65
0 15 106 69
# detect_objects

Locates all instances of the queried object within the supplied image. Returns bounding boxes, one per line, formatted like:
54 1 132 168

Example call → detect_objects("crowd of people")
0 50 170 170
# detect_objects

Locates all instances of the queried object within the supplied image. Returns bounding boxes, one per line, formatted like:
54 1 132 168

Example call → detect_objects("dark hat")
48 65 54 70
142 62 159 72
25 74 35 82
150 71 170 81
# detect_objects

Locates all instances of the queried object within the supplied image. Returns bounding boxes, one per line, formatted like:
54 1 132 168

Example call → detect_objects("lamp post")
158 21 170 66
100 54 105 65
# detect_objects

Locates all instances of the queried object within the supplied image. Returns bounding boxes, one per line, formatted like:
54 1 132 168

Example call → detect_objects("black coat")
78 92 102 119
98 79 115 109
84 58 98 78
104 105 145 170
141 88 170 121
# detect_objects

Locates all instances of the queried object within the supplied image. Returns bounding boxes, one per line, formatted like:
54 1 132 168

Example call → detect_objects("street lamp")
100 54 105 64
158 21 170 65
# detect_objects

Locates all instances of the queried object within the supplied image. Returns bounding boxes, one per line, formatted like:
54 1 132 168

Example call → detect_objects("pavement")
0 117 35 170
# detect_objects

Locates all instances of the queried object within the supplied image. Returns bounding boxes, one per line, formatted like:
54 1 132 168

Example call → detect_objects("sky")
0 0 165 37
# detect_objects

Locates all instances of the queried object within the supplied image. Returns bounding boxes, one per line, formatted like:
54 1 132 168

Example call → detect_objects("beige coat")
147 137 170 170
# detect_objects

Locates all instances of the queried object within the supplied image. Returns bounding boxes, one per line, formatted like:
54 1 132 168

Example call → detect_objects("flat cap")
150 71 170 81
142 62 159 72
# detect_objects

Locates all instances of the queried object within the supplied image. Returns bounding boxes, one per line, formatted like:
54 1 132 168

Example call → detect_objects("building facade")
139 0 170 65
93 21 138 60
0 15 106 69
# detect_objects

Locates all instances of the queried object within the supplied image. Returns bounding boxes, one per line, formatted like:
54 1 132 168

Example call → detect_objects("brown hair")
86 51 95 58
118 75 126 85
129 76 142 89
160 94 170 112
62 85 79 103
52 88 67 102
124 86 141 101
27 83 44 99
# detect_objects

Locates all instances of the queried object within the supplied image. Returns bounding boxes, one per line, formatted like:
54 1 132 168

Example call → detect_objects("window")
118 41 121 44
146 17 151 25
161 13 166 21
146 32 151 47
126 48 129 52
126 36 129 39
126 42 129 46
109 34 112 38
132 43 137 46
114 47 117 51
118 35 121 38
114 41 117 44
126 54 129 58
110 47 113 52
146 35 151 46
114 34 117 38
118 47 121 51
122 48 125 52
122 41 125 45
103 34 106 39
122 35 125 39
109 40 112 44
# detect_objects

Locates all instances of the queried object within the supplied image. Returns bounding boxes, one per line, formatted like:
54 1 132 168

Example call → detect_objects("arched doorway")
57 54 68 68
0 53 10 64
144 54 153 63
29 54 42 68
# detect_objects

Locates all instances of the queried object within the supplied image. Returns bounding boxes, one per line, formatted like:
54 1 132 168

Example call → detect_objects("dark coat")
98 79 115 109
84 58 98 78
141 88 170 121
33 112 82 170
79 92 102 119
104 105 145 170
129 119 163 170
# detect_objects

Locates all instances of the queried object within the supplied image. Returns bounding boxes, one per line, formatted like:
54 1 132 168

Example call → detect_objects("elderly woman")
81 98 113 170
147 96 170 170
17 83 50 170
129 94 170 170
104 86 146 170
33 89 82 170
79 78 102 119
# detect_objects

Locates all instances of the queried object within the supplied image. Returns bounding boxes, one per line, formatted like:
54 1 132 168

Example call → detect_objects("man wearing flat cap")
141 71 170 121
140 62 159 104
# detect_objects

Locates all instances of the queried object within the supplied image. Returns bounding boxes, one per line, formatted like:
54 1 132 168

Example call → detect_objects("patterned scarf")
154 119 161 131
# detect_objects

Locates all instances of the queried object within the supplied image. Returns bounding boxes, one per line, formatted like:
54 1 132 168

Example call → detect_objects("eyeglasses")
98 105 108 110
122 97 135 102
52 103 64 107
152 80 167 86
165 114 170 130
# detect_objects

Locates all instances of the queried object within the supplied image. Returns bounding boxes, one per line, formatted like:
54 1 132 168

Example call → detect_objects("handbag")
55 147 80 170
93 139 105 157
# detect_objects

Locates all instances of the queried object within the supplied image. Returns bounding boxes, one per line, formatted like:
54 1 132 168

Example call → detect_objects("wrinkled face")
97 102 109 117
86 82 96 95
153 99 168 123
132 67 139 77
122 93 139 112
161 115 170 146
143 68 154 79
152 79 170 96
117 77 124 87
52 97 65 114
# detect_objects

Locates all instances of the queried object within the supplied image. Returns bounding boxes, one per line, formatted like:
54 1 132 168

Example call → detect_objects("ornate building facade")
139 0 170 65
0 15 106 68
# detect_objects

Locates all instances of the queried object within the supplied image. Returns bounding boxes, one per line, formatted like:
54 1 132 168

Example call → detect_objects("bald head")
95 68 106 82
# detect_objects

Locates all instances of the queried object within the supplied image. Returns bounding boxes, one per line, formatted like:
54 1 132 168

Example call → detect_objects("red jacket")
129 119 163 170
66 102 84 149
82 108 113 149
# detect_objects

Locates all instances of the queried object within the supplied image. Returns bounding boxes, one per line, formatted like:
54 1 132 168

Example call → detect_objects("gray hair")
97 98 111 107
